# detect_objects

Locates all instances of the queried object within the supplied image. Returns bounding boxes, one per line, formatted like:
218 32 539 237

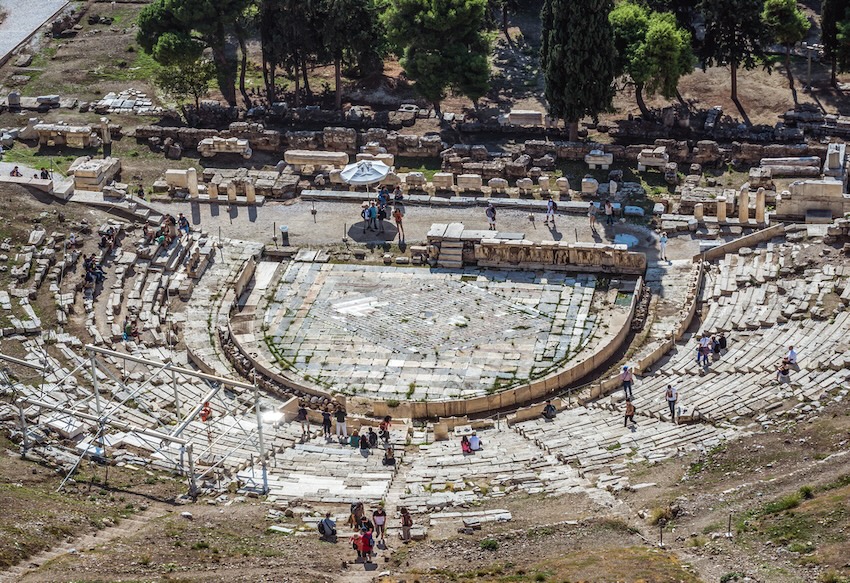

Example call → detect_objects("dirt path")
2 503 167 583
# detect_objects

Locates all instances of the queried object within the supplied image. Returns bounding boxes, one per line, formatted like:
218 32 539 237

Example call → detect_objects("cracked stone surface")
259 263 601 400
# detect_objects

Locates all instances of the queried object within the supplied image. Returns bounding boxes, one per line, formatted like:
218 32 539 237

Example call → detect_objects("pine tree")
541 0 617 141
822 0 850 85
138 0 251 106
699 0 767 111
384 0 491 116
762 0 810 92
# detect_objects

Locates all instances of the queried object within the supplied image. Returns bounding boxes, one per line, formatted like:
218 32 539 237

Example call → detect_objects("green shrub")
761 493 801 515
479 538 498 551
799 485 814 500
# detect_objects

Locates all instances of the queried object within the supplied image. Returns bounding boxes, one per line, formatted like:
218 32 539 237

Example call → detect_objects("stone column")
245 180 256 204
187 167 198 199
100 117 111 145
694 202 704 222
738 186 749 224
226 180 237 202
755 187 766 223
208 182 219 200
716 195 727 223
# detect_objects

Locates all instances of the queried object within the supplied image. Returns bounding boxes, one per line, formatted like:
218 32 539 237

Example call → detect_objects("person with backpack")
379 416 392 444
348 501 365 530
367 427 378 448
377 203 387 233
400 507 413 542
545 196 558 226
485 203 497 230
358 526 374 562
361 203 370 234
665 384 678 423
318 512 336 539
359 431 370 450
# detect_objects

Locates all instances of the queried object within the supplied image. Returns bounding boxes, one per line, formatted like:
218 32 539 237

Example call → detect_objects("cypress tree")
541 0 617 141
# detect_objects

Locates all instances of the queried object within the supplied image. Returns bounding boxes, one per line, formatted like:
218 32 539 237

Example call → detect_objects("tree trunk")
212 22 236 106
334 55 342 110
262 52 275 104
293 65 301 108
433 100 442 119
785 45 795 90
730 61 738 103
635 82 652 120
567 120 578 142
831 56 837 87
301 58 312 102
237 28 250 108
501 6 510 42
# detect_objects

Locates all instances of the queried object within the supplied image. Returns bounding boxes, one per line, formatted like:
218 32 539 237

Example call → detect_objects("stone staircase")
437 240 463 268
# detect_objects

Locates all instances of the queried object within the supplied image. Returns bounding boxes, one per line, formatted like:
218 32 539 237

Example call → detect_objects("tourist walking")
392 206 405 241
665 384 678 422
358 526 374 562
379 415 392 444
659 231 668 261
486 203 497 230
588 203 598 229
624 399 636 427
321 407 332 438
545 196 558 226
621 365 634 399
400 507 413 542
372 505 387 542
296 401 309 438
335 406 347 439
604 200 615 225
697 334 711 366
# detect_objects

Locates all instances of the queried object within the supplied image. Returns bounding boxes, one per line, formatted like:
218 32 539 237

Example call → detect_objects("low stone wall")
701 224 787 261
472 240 647 275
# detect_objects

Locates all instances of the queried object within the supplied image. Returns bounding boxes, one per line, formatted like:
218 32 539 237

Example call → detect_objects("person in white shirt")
469 432 481 451
784 345 797 366
665 384 678 422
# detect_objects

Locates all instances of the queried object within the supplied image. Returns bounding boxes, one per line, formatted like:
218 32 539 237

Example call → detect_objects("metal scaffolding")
5 344 269 496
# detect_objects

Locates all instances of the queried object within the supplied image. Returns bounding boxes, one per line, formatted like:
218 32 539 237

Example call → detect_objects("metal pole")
171 383 225 437
18 403 28 458
253 373 268 494
91 354 102 418
727 512 732 538
172 369 182 423
187 443 197 496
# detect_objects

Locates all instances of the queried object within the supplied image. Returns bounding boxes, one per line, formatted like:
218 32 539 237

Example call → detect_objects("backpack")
402 514 413 527
361 208 367 220
486 206 495 219
318 521 327 535
551 200 558 211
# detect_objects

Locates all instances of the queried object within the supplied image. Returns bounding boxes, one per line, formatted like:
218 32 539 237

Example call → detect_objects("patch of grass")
648 506 673 525
761 492 802 516
1 145 89 177
479 538 499 551
395 156 441 181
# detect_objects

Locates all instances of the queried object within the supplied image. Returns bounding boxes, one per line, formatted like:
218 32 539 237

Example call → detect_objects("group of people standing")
696 332 727 367
317 502 414 562
361 185 405 241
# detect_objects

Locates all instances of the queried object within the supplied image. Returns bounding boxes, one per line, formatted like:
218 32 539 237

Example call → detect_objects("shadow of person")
347 221 399 243
547 223 563 241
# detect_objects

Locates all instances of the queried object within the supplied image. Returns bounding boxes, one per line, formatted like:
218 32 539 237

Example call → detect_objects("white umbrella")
340 160 391 186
